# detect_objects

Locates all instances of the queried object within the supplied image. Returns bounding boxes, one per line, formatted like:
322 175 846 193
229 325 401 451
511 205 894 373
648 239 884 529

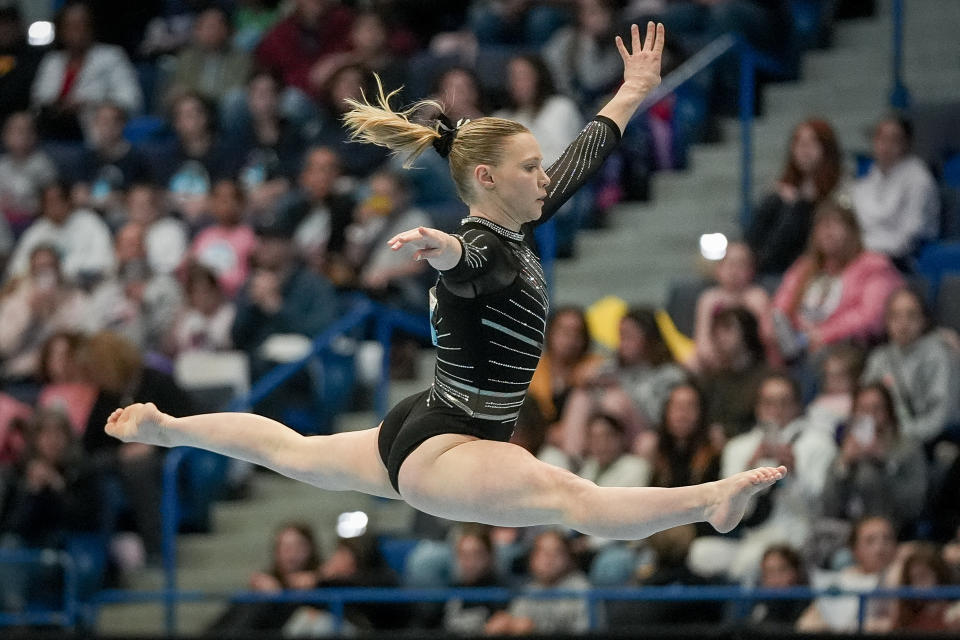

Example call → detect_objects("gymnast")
106 23 786 540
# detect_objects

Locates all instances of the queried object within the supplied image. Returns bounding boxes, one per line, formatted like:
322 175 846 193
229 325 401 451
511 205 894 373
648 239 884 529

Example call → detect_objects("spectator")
233 0 284 52
772 201 904 360
254 0 353 102
31 1 142 142
876 543 960 632
232 71 302 217
167 7 251 109
169 263 236 356
690 242 777 372
645 382 720 489
485 529 590 635
308 534 404 631
440 526 508 634
796 516 898 632
805 344 865 439
560 307 685 457
123 182 188 277
543 0 623 109
495 54 583 166
821 383 928 527
0 409 101 611
339 169 431 310
528 306 603 425
0 111 57 239
231 225 339 389
432 66 487 123
77 103 150 222
0 391 32 465
746 118 844 276
0 245 88 381
137 0 202 58
306 10 409 104
578 413 651 487
89 222 182 351
275 146 354 273
690 373 836 581
469 0 568 47
311 64 391 177
862 287 960 444
7 181 115 282
189 179 257 298
36 331 98 435
208 521 323 633
852 115 939 264
749 545 809 629
699 306 770 439
0 6 44 125
0 409 101 546
156 92 242 227
76 331 194 563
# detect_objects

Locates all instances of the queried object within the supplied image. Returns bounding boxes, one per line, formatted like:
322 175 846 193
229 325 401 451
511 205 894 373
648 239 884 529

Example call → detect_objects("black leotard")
378 115 622 492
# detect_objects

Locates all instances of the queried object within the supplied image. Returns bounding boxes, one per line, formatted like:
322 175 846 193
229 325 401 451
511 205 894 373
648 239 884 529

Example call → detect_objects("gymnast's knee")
555 471 599 530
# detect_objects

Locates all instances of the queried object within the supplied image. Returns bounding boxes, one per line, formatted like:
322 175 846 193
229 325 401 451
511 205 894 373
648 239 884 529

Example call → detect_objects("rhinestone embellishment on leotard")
460 216 524 242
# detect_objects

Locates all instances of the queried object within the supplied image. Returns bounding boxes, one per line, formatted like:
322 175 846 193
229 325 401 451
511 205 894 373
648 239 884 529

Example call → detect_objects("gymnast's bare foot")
705 466 787 533
105 402 171 447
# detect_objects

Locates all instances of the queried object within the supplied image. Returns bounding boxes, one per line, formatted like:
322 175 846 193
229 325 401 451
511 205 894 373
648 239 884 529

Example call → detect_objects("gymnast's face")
477 132 550 225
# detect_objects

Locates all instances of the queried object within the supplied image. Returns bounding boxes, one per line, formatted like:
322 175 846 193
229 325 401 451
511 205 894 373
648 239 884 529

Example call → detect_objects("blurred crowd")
0 0 958 635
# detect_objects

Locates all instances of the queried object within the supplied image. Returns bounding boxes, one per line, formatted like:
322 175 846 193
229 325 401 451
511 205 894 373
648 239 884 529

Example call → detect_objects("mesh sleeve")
537 115 622 224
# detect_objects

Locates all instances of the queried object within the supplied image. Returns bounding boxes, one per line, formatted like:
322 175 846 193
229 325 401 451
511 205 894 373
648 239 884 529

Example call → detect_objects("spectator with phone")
821 383 928 529
689 372 836 581
862 287 960 445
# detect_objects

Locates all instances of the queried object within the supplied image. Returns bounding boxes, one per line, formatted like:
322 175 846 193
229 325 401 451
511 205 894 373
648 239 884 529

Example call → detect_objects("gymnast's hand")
387 226 462 271
616 21 665 97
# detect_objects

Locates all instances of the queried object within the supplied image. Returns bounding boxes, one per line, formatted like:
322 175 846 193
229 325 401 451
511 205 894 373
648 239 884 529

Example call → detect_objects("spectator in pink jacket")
772 201 903 359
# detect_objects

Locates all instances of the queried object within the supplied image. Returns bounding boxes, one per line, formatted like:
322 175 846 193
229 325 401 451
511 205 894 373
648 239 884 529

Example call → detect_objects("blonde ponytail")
342 74 531 202
341 74 444 168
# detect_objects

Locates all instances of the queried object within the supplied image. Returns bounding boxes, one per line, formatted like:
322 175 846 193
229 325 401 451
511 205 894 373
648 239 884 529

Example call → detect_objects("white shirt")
8 208 116 280
721 418 837 537
31 44 143 141
852 155 939 258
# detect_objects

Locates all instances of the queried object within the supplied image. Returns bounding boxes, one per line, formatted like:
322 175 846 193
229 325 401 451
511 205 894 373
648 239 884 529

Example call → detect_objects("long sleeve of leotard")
538 115 622 224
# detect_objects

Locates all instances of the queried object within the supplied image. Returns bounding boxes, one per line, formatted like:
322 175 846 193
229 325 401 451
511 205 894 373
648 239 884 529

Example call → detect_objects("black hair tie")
432 113 469 158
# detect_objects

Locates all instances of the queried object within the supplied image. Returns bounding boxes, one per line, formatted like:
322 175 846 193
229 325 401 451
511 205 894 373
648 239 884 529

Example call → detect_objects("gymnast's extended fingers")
615 30 631 61
642 21 655 52
654 23 665 55
632 22 643 54
387 228 426 249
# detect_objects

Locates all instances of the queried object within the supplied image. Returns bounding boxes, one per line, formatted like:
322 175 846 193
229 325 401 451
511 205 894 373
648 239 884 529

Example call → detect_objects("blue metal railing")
77 584 960 636
890 0 909 108
0 549 78 628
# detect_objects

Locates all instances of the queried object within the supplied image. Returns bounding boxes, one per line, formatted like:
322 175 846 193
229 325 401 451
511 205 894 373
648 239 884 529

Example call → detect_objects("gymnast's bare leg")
105 405 785 538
